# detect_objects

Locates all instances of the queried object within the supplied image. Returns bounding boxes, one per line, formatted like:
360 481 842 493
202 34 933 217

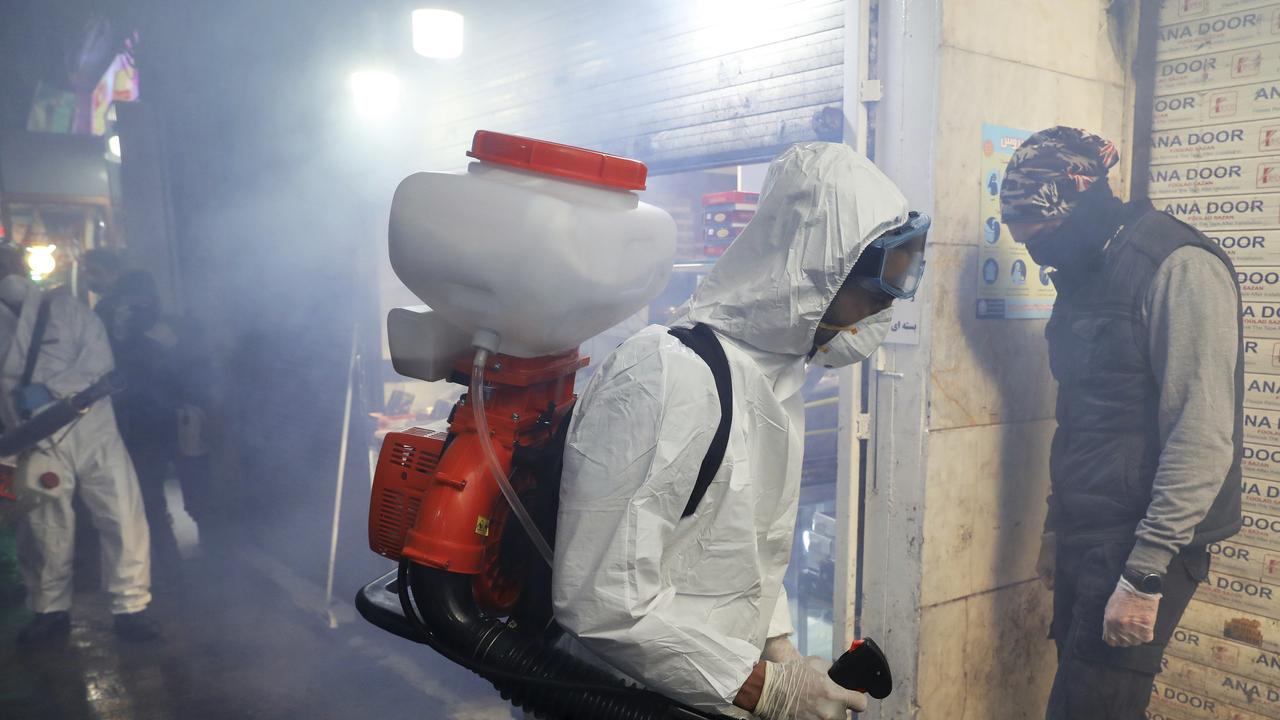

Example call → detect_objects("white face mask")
811 307 893 369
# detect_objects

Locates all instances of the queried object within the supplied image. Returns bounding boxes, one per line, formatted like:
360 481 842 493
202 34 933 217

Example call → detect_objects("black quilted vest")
1044 199 1243 547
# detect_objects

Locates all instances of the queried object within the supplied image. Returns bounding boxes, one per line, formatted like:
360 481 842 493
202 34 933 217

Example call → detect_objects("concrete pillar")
865 1 1133 716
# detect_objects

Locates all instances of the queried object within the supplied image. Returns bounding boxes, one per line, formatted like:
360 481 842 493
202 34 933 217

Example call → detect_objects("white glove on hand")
762 636 804 664
755 657 868 720
1036 532 1056 591
1102 576 1161 647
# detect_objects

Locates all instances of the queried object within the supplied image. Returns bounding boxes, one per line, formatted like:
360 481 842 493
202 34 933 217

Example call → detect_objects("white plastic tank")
387 131 676 379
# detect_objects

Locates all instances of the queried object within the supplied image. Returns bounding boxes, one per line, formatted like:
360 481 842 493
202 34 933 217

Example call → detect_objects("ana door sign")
976 123 1055 320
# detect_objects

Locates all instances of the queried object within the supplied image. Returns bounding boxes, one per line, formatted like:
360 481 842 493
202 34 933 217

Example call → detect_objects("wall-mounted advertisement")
1160 1 1277 26
1151 119 1280 163
1150 4 1280 708
1156 4 1280 61
976 124 1053 319
1156 41 1280 95
24 27 138 136
91 43 139 136
1153 77 1280 132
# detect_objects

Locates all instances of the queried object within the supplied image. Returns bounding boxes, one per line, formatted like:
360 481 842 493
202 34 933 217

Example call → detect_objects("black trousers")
1046 541 1210 720
128 442 181 573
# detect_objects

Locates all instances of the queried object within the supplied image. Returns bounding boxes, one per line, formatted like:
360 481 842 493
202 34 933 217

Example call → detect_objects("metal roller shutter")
1141 3 1280 717
414 0 846 173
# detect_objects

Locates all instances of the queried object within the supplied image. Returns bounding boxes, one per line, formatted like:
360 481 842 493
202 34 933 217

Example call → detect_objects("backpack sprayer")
356 132 892 719
0 370 126 503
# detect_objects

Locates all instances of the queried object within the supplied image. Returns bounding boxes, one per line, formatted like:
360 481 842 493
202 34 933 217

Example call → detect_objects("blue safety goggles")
851 211 930 299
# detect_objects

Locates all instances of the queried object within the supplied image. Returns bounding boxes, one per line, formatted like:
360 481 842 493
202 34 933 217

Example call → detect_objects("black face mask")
113 298 159 339
1021 187 1124 276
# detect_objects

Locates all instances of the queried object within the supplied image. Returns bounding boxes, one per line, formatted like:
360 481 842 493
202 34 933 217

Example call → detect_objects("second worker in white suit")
0 243 159 644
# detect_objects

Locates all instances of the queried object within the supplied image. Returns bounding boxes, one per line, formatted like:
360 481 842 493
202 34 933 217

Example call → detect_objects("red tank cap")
39 472 60 489
467 130 647 191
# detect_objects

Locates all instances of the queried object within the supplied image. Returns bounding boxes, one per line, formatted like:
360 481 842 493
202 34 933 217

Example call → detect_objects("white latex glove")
762 635 804 664
1036 532 1056 591
1102 576 1161 647
755 657 868 720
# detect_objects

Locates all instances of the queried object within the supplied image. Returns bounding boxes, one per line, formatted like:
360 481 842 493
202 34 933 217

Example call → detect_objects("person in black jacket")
0 244 159 643
94 268 183 577
1000 127 1243 719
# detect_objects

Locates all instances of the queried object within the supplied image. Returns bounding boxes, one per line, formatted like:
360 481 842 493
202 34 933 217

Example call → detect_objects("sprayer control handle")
828 637 893 700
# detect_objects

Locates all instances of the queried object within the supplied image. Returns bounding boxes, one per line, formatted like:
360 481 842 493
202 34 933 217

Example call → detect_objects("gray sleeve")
1128 245 1239 577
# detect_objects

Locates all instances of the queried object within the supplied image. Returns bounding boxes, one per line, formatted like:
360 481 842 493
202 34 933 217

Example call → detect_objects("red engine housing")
368 350 585 614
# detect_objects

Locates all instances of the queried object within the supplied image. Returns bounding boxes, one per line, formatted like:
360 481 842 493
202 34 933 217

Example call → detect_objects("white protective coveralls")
0 275 151 615
553 143 910 712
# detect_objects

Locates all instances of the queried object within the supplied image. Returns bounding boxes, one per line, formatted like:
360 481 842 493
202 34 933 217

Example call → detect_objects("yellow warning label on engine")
475 516 490 537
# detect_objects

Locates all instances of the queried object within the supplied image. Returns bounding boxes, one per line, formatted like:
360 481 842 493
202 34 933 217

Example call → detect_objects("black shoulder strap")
667 323 733 518
20 295 53 389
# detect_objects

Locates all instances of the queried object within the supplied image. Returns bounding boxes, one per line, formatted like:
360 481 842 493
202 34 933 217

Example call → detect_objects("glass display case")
1 199 113 296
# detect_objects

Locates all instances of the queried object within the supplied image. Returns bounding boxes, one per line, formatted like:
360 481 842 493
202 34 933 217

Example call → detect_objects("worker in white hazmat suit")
553 143 928 719
0 244 159 644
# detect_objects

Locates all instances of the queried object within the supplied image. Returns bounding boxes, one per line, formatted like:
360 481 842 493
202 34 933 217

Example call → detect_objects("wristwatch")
1123 567 1164 594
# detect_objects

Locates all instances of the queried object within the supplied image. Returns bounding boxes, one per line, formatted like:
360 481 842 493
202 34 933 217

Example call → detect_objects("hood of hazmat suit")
552 143 910 711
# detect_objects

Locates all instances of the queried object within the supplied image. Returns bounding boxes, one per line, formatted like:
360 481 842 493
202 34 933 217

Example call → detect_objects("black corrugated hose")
396 560 729 720
0 371 124 455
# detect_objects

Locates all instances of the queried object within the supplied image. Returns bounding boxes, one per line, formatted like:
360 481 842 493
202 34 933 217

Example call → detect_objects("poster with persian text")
976 124 1052 319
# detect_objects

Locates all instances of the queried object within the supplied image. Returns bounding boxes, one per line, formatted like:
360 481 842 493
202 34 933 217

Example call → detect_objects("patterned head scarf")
999 126 1119 223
